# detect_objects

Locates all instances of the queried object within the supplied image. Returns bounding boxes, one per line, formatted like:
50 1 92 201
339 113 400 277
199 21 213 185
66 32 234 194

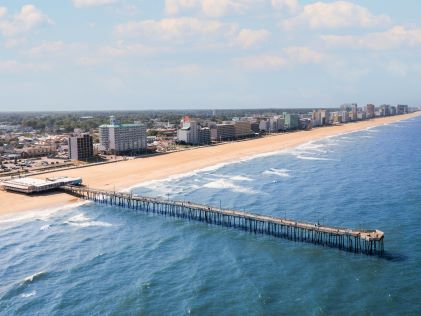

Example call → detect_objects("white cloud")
168 63 203 76
98 42 166 57
165 0 264 17
0 59 51 73
0 5 53 37
322 26 421 50
114 17 238 41
235 46 325 70
72 0 118 7
283 1 390 29
0 7 7 18
3 37 27 48
235 54 286 70
283 46 324 64
235 28 270 48
115 17 269 50
28 41 66 55
271 0 299 13
165 0 197 15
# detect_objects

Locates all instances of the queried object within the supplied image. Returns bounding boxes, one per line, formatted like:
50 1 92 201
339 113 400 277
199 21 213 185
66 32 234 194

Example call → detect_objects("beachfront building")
250 122 260 134
312 109 330 127
176 117 211 145
216 123 236 141
300 118 312 130
99 116 147 154
269 116 285 132
0 176 82 194
340 111 349 123
340 104 352 112
390 106 397 116
259 119 270 132
357 112 367 120
351 104 358 121
397 104 409 115
366 104 376 118
330 112 340 124
199 128 211 145
208 123 218 141
68 133 94 161
380 104 391 116
284 113 300 130
233 121 253 138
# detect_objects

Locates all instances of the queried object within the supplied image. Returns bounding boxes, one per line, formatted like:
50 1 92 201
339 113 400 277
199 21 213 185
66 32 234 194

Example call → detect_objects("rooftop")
99 123 143 128
0 176 82 193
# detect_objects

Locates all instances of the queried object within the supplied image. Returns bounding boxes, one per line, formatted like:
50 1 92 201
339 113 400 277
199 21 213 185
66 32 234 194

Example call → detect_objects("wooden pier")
61 185 385 256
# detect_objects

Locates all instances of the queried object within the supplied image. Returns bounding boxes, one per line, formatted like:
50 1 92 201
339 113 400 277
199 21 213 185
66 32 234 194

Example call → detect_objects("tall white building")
99 116 147 154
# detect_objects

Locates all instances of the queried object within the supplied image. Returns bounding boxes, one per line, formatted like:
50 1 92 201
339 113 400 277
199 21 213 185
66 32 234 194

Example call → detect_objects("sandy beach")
1 112 420 216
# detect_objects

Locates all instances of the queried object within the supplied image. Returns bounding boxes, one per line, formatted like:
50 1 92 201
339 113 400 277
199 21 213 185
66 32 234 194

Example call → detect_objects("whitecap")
263 168 291 177
203 179 258 194
296 155 334 161
21 291 36 298
40 224 51 231
22 271 46 284
0 200 90 228
230 175 253 181
125 120 410 193
65 213 113 228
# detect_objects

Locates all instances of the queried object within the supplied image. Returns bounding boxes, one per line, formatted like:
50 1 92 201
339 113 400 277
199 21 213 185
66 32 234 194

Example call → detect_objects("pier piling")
61 185 384 256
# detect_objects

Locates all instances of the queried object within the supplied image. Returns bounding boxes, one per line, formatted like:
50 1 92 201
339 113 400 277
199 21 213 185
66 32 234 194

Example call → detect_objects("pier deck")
61 185 384 256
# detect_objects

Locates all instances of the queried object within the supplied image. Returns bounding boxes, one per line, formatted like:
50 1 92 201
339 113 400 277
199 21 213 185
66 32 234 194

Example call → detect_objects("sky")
0 0 420 111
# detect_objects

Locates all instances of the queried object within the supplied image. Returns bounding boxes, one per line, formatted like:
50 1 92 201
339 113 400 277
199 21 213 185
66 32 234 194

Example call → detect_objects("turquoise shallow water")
1 117 420 315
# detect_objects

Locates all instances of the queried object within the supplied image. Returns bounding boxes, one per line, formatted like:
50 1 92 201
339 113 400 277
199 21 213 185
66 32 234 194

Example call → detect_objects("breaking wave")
263 168 291 177
203 179 258 194
65 213 113 228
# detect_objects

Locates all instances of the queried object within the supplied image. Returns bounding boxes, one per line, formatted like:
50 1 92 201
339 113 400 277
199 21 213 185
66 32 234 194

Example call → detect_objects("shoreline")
1 112 420 217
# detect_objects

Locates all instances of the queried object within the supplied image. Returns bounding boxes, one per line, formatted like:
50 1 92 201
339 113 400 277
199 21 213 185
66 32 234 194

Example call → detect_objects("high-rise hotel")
99 116 147 154
68 133 94 161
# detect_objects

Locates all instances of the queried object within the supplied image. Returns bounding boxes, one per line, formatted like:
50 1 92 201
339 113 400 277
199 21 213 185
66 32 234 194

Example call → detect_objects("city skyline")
1 0 421 111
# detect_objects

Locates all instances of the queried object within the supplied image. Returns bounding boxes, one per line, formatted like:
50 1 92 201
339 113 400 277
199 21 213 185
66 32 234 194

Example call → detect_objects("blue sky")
0 0 420 111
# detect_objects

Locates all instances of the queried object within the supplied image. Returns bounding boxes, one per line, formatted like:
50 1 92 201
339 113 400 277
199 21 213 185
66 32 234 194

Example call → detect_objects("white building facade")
99 116 147 154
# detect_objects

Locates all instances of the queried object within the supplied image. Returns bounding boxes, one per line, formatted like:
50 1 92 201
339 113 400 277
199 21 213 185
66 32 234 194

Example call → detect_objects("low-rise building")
216 123 236 140
233 121 252 138
18 144 57 158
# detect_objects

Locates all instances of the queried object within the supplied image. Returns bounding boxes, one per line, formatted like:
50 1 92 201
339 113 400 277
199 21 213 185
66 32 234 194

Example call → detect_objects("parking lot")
0 156 75 175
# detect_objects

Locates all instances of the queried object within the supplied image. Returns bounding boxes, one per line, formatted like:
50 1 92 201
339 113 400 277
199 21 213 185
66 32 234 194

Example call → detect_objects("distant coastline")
1 111 420 217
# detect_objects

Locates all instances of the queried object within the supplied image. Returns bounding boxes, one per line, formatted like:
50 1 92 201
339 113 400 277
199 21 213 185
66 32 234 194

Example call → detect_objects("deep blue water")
1 117 421 315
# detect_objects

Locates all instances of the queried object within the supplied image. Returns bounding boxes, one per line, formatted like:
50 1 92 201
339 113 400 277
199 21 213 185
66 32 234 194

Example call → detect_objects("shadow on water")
381 251 408 262
122 210 410 262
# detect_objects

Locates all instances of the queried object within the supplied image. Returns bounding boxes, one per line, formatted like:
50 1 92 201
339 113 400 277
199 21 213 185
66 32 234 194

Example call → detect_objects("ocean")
1 117 420 315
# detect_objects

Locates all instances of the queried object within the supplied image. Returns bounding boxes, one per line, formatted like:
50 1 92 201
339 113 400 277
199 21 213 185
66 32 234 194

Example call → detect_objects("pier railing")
61 185 384 256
